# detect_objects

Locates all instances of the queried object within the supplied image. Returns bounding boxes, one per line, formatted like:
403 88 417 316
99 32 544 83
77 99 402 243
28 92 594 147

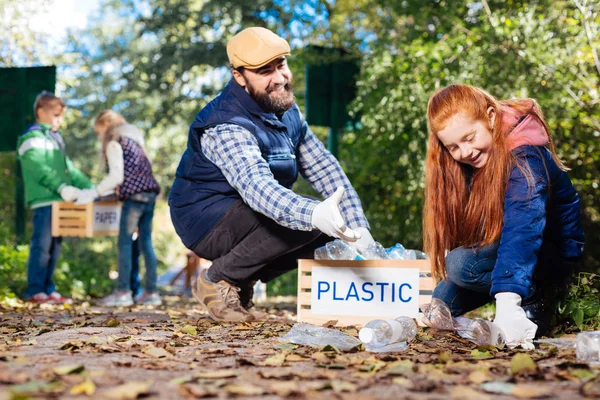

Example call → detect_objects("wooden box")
297 259 433 327
51 201 121 237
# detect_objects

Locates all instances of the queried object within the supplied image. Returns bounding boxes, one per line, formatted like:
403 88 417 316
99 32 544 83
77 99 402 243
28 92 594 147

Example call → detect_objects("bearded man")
169 27 374 322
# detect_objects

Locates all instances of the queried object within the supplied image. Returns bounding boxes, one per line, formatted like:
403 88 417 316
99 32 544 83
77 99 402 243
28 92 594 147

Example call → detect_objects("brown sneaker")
192 272 254 322
240 281 270 321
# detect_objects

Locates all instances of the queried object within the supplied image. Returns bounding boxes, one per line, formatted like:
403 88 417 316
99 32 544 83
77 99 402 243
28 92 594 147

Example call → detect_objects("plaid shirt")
201 123 369 231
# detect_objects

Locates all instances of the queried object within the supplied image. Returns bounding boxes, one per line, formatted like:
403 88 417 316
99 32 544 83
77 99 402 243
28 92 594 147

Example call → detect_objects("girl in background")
423 84 584 349
79 110 161 306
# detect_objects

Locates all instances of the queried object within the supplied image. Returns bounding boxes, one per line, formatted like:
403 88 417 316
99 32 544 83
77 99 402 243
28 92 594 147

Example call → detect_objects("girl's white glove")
493 292 537 350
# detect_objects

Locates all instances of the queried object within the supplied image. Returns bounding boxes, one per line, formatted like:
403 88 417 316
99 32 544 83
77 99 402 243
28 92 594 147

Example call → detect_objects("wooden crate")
297 259 433 327
51 201 121 237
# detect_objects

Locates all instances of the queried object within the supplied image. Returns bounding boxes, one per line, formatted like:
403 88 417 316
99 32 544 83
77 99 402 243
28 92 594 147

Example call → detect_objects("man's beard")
247 80 295 114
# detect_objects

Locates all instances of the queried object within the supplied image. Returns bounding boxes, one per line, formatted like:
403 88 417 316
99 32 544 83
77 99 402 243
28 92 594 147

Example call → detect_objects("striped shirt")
201 123 369 231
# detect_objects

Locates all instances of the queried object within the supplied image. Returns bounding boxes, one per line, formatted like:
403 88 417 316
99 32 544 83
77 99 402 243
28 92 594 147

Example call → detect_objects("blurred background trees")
1 0 598 323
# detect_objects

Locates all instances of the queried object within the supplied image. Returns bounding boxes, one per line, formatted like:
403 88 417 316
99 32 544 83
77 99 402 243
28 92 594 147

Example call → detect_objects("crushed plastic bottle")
361 242 388 260
386 243 407 260
314 240 364 260
576 331 600 364
453 317 506 346
280 323 362 351
413 250 428 260
359 316 417 347
535 337 576 349
422 298 455 330
252 281 267 304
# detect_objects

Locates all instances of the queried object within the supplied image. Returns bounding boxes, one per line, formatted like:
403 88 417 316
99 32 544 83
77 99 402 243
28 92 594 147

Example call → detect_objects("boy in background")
17 91 93 303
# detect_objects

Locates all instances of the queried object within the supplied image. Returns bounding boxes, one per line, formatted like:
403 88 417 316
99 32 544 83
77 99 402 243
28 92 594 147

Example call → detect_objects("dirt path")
1 297 598 399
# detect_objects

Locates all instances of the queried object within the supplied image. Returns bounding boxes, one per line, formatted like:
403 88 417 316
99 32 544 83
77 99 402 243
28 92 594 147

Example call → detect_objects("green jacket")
17 123 92 208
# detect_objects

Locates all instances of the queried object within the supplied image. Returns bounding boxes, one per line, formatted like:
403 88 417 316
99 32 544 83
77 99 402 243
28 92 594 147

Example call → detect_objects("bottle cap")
359 328 374 344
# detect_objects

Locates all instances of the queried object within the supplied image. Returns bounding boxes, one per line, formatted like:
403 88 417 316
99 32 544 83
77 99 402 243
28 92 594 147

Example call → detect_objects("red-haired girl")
424 84 584 349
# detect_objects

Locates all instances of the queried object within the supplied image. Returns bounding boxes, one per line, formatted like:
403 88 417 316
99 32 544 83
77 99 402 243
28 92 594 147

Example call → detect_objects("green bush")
559 272 600 331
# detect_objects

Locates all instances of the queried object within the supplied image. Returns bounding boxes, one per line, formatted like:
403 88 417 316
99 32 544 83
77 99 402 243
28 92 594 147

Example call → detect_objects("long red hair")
423 84 565 281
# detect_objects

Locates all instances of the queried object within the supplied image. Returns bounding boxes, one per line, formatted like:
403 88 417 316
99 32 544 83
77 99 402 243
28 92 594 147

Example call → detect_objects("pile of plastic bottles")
422 298 506 346
314 239 427 261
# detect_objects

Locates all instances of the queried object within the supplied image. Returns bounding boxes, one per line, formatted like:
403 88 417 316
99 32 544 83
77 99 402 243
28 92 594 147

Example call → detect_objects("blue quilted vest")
169 79 305 248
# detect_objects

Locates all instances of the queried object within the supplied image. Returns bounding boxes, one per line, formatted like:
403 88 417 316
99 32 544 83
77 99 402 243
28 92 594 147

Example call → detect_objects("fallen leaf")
471 349 493 360
142 346 170 358
180 325 197 335
70 379 96 396
269 381 300 396
312 352 335 363
106 318 120 327
322 344 341 353
274 343 296 351
568 367 597 382
233 323 254 331
358 361 387 374
224 384 265 395
178 383 218 398
262 352 286 367
53 364 85 375
169 375 195 385
581 378 600 397
438 351 451 364
512 384 553 398
285 354 306 362
392 377 411 387
9 380 64 397
510 353 537 375
468 369 491 384
386 360 415 377
331 380 356 393
322 320 338 327
103 381 152 399
195 370 238 379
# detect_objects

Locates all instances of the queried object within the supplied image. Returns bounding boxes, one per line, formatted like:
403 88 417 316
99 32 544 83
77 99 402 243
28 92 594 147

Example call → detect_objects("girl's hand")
493 292 537 350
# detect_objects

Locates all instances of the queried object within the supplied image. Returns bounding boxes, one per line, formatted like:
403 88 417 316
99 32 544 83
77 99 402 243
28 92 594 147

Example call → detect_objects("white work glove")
311 187 359 242
59 185 82 202
493 292 537 350
348 227 375 253
74 188 99 205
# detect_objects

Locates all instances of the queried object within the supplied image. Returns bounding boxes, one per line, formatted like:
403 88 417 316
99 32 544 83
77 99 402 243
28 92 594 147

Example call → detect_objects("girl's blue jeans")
432 241 500 317
117 193 158 293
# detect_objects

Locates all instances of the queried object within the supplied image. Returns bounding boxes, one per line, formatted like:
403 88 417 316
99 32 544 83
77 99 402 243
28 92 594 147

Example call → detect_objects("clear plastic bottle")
314 240 364 260
453 317 506 346
358 316 417 347
252 281 267 304
386 243 407 260
576 331 600 364
361 241 388 260
422 298 455 330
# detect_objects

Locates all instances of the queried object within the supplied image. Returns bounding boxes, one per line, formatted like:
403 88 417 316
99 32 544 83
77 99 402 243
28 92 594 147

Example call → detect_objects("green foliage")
0 244 28 298
559 272 600 331
266 270 298 296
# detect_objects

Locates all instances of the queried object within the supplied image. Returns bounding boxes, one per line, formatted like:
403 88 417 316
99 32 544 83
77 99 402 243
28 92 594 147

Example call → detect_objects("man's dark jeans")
193 200 330 287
